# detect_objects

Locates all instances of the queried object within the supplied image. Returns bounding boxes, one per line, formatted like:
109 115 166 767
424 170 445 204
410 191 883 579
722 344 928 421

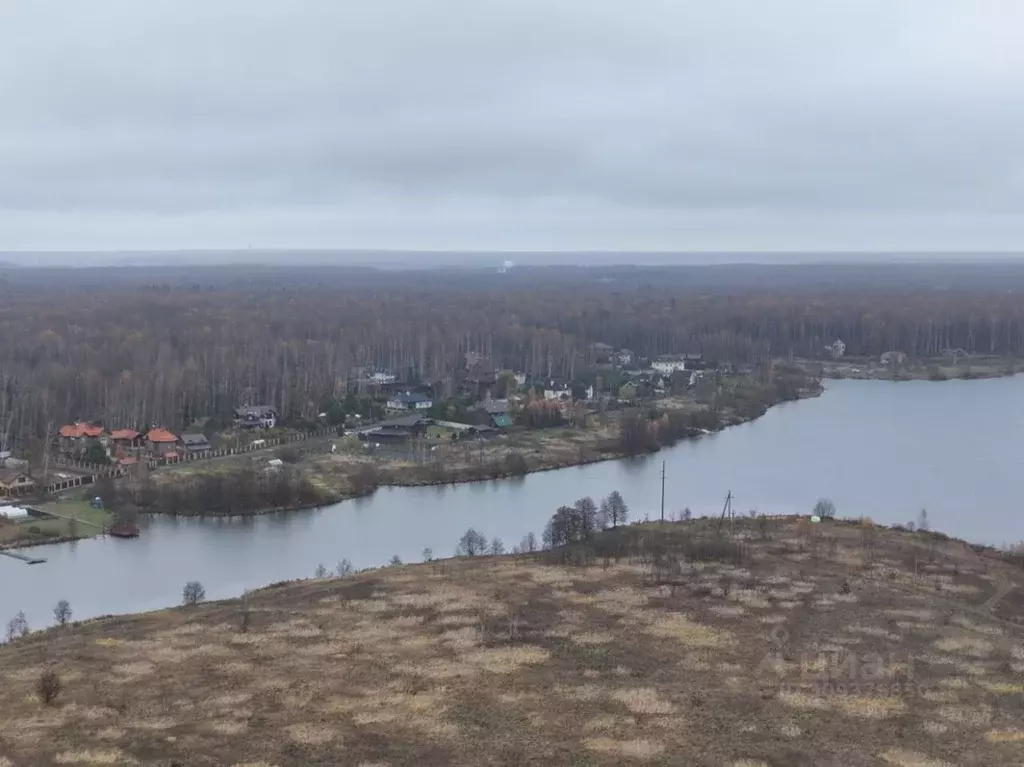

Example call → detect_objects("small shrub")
275 446 301 464
389 554 403 566
37 669 62 706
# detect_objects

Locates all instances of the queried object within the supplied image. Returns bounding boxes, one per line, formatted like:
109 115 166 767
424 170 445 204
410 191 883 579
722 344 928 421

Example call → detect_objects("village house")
234 405 279 430
146 427 179 458
460 359 497 398
109 428 141 451
651 355 688 375
0 468 36 498
58 421 106 455
829 339 847 358
612 348 634 366
179 433 213 455
385 391 433 413
478 399 513 428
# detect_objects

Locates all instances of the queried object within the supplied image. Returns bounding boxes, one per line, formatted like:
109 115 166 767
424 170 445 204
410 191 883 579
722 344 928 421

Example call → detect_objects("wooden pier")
0 549 46 565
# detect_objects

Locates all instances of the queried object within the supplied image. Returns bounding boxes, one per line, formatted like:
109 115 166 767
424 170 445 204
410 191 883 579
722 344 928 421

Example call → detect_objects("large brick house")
58 422 106 455
146 427 179 458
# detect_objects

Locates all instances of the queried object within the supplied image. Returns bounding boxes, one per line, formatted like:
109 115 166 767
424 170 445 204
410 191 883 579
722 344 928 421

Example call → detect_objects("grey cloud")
1 1 1023 251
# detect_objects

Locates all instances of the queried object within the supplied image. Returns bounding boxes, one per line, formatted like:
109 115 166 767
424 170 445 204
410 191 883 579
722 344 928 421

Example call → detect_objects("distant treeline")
1 263 1022 456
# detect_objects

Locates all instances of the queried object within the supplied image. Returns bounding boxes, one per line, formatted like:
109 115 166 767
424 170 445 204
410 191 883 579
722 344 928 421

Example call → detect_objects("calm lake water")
4 377 1023 629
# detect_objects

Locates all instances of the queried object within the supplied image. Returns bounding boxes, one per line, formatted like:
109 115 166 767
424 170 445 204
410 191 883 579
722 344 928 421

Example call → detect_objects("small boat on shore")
107 523 141 539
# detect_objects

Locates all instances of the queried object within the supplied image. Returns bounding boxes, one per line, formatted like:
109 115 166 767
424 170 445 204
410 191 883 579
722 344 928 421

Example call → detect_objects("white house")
651 356 687 375
370 371 397 384
386 392 433 411
513 372 528 387
829 339 846 358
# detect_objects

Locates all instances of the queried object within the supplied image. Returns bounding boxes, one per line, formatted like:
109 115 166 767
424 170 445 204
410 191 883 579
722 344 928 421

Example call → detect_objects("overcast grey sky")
2 1 1023 255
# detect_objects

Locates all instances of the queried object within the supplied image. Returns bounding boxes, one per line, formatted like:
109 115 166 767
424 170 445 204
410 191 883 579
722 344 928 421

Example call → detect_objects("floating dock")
0 549 46 565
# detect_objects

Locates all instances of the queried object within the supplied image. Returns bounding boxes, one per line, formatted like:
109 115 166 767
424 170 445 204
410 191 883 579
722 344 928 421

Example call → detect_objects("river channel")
4 377 1023 629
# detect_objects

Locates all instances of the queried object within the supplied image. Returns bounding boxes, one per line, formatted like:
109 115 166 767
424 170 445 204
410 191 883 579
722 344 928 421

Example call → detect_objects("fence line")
45 428 339 495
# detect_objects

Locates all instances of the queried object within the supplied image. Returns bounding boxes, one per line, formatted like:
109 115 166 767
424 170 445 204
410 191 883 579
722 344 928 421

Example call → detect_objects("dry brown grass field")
1 519 1023 766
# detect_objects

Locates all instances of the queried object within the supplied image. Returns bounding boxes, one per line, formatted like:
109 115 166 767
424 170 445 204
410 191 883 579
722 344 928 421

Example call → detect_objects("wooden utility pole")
716 490 733 534
660 461 666 522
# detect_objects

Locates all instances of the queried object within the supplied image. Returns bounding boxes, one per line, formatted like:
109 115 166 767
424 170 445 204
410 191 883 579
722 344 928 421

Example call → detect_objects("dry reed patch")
462 646 550 673
845 624 900 641
612 687 674 715
885 609 935 622
879 749 953 767
110 661 156 679
60 704 118 722
731 762 770 767
584 738 666 760
645 613 732 648
977 681 1024 695
759 613 787 624
5 665 44 682
207 719 248 735
54 749 138 764
778 690 828 711
778 601 802 610
436 614 475 626
392 658 465 680
583 714 630 733
231 763 281 767
126 717 178 732
300 641 350 658
209 691 253 707
921 689 958 703
737 589 770 606
571 630 615 646
440 627 480 651
556 683 603 702
95 728 125 741
985 730 1024 743
526 568 578 587
681 651 714 672
779 723 802 737
937 704 992 728
353 709 401 725
921 721 948 735
934 636 994 657
349 599 392 613
285 723 338 745
93 637 124 647
834 696 906 719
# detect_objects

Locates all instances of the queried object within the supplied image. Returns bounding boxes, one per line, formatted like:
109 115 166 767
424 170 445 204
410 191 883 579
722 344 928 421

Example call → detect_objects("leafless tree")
53 599 72 627
336 558 355 576
489 537 505 556
182 581 206 606
457 528 488 556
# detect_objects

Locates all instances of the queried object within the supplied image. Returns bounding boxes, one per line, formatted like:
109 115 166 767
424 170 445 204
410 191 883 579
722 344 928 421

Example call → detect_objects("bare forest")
2 261 1024 457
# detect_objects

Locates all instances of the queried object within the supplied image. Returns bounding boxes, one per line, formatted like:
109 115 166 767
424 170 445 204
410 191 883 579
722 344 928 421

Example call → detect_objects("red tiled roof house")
110 428 142 463
146 427 179 458
58 421 107 455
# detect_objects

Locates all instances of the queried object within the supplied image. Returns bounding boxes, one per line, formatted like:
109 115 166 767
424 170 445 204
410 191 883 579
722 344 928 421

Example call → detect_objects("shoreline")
5 386 825 545
798 355 1021 383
